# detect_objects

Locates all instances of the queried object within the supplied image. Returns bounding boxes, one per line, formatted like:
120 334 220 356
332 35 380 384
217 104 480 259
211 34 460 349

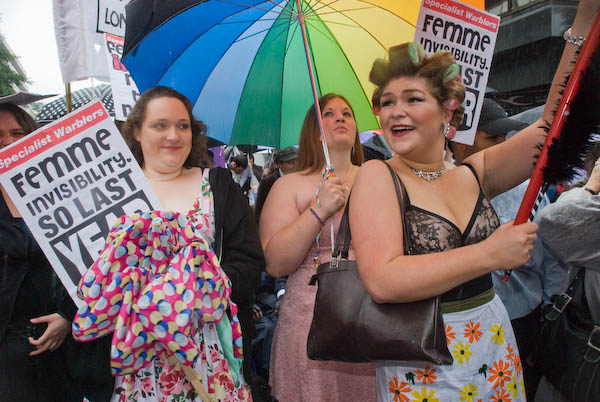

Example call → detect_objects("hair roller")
442 63 460 84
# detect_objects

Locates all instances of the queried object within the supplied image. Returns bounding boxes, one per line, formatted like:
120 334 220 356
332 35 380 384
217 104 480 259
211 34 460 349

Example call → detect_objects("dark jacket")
255 170 281 225
0 196 76 342
209 167 265 384
210 167 264 308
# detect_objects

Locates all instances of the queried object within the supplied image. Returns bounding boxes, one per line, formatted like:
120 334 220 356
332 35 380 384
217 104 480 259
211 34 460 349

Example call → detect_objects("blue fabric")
490 181 569 319
123 0 268 93
192 5 279 145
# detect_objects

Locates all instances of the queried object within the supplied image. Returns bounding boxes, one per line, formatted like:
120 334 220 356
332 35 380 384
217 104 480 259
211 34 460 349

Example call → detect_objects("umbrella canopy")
122 0 426 148
36 84 114 125
0 91 57 106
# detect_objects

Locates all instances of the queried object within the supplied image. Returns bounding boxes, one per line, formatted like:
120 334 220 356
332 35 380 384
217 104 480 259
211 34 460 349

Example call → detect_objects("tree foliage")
0 35 27 96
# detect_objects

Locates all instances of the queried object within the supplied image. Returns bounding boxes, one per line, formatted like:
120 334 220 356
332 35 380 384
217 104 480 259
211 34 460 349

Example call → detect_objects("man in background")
451 99 569 401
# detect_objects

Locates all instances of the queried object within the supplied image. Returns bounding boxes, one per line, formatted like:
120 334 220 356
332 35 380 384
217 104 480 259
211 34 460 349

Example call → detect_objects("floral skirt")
112 322 251 402
377 295 526 402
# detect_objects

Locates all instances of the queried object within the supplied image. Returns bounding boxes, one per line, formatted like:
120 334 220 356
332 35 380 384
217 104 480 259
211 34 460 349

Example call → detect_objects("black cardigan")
209 167 264 307
0 195 75 342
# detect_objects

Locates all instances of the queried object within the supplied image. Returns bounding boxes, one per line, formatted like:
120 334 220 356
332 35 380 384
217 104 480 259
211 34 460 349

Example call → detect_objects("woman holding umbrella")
260 93 376 401
73 86 263 402
349 0 599 400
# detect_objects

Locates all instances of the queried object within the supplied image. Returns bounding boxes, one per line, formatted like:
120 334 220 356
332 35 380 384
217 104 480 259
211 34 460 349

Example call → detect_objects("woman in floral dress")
73 86 264 402
349 1 599 401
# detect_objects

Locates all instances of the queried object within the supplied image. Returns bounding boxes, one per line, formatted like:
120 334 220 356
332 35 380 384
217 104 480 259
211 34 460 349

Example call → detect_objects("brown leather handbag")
307 162 452 364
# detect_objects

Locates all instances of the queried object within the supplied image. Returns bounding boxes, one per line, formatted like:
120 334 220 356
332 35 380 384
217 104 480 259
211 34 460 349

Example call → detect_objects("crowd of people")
1 0 599 401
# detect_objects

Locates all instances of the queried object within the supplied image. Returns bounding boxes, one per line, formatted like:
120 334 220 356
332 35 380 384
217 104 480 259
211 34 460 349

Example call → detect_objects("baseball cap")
478 99 528 136
274 146 298 163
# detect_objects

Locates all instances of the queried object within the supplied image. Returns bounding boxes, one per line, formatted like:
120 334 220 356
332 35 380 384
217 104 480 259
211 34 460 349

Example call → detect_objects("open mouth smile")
390 125 414 137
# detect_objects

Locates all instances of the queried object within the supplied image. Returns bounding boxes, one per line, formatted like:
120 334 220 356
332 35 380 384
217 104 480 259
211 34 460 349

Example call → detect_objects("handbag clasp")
330 257 339 269
587 326 600 353
585 326 600 363
546 293 572 320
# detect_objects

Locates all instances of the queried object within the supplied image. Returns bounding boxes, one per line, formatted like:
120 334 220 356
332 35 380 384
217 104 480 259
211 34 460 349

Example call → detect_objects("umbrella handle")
295 0 332 170
180 363 214 402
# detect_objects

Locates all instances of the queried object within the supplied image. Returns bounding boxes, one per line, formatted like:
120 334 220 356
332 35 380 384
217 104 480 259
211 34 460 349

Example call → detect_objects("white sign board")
415 0 500 145
104 33 140 121
0 101 162 305
97 0 128 37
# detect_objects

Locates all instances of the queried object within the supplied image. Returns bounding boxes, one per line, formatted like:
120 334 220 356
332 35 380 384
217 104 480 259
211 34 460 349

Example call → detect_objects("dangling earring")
442 122 450 138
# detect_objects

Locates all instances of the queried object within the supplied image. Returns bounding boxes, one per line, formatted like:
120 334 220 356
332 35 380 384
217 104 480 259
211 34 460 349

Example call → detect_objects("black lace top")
400 164 500 302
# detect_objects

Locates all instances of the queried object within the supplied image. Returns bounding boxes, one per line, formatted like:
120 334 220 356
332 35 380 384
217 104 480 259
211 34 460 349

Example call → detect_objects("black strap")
332 161 411 260
545 267 585 321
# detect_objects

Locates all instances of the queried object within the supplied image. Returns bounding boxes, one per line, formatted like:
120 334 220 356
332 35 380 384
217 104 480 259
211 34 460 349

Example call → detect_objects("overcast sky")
0 0 91 97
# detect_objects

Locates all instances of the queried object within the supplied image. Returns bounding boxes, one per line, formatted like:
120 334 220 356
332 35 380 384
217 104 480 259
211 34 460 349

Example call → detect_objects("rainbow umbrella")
123 0 482 152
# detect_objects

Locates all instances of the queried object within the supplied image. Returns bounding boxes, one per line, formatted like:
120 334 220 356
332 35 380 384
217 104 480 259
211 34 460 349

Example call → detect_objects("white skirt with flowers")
376 295 526 402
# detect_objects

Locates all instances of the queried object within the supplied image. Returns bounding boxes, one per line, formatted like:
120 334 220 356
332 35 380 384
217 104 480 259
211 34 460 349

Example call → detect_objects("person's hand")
28 313 71 356
251 304 263 321
312 177 348 220
585 157 600 194
482 220 538 271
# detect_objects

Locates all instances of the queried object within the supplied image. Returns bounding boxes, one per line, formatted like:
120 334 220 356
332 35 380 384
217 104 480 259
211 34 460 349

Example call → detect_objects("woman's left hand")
28 313 71 356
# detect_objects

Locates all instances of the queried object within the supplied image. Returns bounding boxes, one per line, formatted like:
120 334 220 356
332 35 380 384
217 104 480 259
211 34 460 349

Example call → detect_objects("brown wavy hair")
121 86 208 168
369 43 465 127
0 103 38 134
296 93 365 173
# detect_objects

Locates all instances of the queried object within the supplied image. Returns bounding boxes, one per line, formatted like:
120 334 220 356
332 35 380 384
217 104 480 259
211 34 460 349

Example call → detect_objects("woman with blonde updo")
349 1 599 400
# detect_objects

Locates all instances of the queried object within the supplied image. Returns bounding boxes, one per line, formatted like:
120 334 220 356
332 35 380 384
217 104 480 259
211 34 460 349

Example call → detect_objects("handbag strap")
332 161 411 259
545 267 585 321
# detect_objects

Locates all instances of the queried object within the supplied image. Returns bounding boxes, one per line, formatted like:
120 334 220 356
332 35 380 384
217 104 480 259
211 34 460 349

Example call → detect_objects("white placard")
97 0 129 36
0 101 162 305
415 0 500 145
104 33 140 121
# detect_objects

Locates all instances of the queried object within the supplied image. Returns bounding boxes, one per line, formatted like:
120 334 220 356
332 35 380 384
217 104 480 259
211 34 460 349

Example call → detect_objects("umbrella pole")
65 82 72 114
295 0 332 170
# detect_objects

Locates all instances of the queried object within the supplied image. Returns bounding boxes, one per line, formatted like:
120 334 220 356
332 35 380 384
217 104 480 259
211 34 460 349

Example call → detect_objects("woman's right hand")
482 220 538 271
312 177 348 220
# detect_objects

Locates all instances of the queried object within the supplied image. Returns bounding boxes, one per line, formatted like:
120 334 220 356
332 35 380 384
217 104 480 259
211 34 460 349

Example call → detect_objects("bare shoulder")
272 170 320 191
355 159 390 181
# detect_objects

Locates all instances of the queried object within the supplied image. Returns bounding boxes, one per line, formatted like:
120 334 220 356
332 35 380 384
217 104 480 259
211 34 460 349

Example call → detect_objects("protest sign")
0 101 162 305
415 0 500 145
104 33 140 121
97 0 128 37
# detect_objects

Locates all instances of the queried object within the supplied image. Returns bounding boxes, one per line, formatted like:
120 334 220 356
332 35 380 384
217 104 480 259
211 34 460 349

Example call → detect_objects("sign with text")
415 0 500 145
104 33 140 121
0 101 162 305
97 0 129 36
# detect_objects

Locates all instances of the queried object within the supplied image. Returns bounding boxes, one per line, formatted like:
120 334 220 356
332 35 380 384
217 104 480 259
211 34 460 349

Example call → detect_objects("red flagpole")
515 14 600 225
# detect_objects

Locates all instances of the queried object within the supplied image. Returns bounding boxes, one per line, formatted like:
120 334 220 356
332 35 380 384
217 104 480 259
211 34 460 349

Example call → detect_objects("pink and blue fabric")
72 211 243 375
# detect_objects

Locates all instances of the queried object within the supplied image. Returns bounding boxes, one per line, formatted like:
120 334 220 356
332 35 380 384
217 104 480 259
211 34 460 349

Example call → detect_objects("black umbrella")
35 84 115 125
0 91 57 105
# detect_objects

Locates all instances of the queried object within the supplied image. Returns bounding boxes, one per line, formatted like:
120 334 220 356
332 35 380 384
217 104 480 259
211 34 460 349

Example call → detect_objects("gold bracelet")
563 27 585 48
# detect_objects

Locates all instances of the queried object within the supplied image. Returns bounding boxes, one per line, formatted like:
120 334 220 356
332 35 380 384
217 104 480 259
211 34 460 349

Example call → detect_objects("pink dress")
269 216 377 402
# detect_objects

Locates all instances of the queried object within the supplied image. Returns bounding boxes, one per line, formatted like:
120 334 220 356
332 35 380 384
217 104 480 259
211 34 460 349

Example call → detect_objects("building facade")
486 0 579 114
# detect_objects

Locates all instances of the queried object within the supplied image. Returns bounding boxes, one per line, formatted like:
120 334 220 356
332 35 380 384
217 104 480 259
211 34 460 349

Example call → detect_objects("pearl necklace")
410 165 446 182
